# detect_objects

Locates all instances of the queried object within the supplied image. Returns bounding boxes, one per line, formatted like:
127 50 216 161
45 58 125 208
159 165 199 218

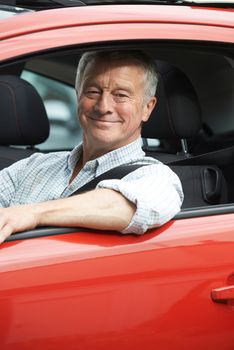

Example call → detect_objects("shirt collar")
67 137 144 171
68 142 83 171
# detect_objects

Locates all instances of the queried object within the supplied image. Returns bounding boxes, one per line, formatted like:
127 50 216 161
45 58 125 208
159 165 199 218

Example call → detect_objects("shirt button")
70 184 75 191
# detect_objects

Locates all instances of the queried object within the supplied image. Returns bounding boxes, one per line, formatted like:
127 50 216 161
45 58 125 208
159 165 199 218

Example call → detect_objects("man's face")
77 59 156 151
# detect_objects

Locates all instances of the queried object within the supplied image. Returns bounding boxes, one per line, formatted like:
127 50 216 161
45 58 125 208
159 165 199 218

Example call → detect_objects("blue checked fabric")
0 138 183 234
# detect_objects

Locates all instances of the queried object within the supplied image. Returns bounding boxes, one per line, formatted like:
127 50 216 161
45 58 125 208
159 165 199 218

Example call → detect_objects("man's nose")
95 92 113 114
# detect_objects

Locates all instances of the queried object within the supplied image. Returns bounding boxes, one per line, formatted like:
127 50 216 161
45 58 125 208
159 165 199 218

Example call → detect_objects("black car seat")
0 75 49 170
142 61 201 159
141 62 228 207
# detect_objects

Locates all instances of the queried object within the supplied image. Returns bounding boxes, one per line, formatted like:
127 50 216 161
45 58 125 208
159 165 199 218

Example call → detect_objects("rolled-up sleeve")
96 164 184 234
0 158 29 208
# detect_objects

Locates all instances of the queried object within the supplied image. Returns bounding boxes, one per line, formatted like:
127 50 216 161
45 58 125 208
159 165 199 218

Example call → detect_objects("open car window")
0 2 233 242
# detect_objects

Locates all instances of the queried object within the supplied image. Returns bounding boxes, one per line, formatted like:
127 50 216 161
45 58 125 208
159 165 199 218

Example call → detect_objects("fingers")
0 205 39 243
0 223 14 244
0 209 16 243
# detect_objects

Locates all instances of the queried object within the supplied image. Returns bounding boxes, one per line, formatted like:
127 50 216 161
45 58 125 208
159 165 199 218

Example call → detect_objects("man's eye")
116 93 127 97
85 90 100 98
114 93 129 101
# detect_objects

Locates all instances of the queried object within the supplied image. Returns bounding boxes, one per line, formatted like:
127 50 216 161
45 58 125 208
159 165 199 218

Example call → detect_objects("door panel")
0 214 234 349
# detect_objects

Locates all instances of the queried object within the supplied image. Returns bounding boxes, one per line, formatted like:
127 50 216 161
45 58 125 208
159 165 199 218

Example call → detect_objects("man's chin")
83 129 140 151
89 133 125 149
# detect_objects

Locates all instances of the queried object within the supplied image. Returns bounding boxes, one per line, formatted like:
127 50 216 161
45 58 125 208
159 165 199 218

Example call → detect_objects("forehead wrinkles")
82 59 145 92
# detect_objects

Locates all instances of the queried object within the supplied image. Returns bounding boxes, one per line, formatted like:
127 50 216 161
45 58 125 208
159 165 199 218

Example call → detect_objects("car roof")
0 4 233 42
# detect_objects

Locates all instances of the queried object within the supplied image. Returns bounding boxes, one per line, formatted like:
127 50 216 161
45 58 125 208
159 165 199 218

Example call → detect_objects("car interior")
0 41 234 229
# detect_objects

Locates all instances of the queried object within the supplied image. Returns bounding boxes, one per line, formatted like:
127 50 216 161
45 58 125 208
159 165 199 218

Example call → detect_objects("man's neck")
82 145 111 165
82 135 141 165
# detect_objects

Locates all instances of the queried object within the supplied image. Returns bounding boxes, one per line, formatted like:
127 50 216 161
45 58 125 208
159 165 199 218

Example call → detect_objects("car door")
1 213 234 350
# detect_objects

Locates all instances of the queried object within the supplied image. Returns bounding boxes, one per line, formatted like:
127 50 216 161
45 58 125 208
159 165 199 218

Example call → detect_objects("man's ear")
142 97 157 122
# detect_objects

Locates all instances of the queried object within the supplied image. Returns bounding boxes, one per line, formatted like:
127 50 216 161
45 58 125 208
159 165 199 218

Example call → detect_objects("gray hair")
75 50 158 103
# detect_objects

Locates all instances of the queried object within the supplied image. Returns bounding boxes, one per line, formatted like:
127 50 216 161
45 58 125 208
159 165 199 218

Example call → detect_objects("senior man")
0 50 183 243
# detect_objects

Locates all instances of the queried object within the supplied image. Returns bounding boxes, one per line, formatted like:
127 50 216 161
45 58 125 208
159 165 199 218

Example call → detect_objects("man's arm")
0 188 136 243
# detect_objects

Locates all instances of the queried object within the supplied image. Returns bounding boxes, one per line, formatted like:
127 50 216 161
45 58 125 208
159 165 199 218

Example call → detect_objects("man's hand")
0 204 39 243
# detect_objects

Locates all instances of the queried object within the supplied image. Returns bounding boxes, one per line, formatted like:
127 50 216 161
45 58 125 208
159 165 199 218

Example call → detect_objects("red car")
0 1 234 349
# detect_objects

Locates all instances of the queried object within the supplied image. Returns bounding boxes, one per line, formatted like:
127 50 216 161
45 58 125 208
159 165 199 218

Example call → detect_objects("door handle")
211 285 234 303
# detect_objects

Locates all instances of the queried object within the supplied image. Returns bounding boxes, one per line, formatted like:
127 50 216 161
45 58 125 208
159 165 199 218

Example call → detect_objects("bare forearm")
34 188 135 231
34 189 134 230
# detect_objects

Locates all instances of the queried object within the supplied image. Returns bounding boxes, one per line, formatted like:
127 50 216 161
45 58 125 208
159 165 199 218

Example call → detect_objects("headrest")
0 75 49 145
142 62 201 139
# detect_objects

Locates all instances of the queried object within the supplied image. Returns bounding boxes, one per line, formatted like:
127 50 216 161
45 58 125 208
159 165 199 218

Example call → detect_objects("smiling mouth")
88 116 120 123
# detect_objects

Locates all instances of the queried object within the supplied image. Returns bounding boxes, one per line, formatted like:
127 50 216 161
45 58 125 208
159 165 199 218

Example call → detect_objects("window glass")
21 70 82 150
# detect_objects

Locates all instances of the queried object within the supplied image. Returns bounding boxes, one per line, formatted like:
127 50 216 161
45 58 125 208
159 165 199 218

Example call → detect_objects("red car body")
0 3 234 350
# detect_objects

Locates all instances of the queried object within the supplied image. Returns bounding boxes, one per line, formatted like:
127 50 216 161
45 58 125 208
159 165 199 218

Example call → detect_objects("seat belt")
71 164 146 196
